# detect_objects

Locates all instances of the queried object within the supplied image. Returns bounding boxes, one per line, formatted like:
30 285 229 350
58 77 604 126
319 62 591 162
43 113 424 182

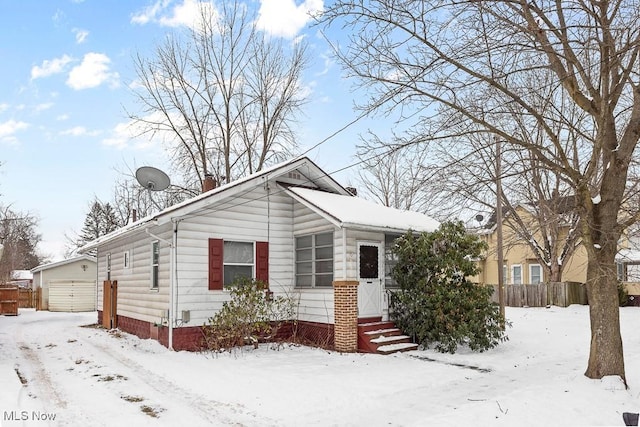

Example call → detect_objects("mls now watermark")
3 410 57 422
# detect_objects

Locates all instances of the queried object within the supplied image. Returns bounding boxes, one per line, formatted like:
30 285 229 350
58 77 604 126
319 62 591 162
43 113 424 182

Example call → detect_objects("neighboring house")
616 225 640 301
474 202 640 300
79 157 439 352
7 270 34 289
31 255 97 312
472 202 587 286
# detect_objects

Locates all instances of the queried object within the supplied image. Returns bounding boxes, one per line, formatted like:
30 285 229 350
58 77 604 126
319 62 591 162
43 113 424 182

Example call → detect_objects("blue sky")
0 0 384 261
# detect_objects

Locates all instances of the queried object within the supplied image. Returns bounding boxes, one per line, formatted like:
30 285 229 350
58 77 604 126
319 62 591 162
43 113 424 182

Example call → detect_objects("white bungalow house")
79 157 439 352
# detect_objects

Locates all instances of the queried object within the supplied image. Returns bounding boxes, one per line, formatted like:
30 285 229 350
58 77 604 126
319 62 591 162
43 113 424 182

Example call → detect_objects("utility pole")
495 138 506 319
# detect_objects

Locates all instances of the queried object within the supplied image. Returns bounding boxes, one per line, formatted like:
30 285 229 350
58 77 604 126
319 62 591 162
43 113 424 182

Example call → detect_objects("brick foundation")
99 313 337 352
333 280 359 352
111 314 205 351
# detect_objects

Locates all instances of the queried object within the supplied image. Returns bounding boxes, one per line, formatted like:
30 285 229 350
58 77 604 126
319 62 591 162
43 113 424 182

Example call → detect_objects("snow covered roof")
30 255 96 273
616 248 640 263
285 186 440 233
11 270 33 280
79 157 348 252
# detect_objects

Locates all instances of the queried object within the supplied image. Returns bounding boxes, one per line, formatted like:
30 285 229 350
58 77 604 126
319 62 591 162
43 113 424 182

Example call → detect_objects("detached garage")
48 280 96 312
31 255 97 312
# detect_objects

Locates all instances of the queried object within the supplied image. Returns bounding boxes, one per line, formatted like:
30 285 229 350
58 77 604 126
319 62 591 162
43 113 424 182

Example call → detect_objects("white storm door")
357 241 383 318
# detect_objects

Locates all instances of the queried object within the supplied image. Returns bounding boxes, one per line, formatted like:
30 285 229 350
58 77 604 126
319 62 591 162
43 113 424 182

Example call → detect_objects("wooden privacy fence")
489 282 588 307
19 289 37 309
0 286 19 315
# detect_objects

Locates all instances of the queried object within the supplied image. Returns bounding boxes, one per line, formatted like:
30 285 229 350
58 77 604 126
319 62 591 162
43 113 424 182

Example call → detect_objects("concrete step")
377 342 419 355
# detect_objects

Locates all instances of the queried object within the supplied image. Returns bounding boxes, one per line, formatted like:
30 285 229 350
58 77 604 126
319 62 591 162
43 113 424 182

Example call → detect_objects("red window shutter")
208 238 224 290
256 241 269 286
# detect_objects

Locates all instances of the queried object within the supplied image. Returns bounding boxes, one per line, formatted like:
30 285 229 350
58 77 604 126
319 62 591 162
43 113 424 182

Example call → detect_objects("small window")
223 241 254 286
511 264 522 285
151 241 159 289
385 234 402 288
295 232 334 288
617 262 625 281
529 264 543 284
123 250 130 269
359 245 379 279
106 253 111 281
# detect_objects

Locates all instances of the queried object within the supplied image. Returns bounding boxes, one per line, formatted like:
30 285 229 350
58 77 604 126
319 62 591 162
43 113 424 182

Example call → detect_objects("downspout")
145 227 175 350
171 219 179 351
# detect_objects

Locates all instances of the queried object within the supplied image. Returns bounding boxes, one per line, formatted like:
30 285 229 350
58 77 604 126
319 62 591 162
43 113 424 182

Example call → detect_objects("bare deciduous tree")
320 0 640 382
0 206 45 282
355 135 437 214
128 1 308 191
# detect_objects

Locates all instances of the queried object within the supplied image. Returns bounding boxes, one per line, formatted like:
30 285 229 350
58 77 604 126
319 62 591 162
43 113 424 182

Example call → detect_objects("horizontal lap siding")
97 226 171 325
176 188 294 326
294 289 334 324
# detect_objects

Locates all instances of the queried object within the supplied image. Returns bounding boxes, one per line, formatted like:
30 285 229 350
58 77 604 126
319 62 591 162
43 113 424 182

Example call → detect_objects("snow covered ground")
1 306 639 426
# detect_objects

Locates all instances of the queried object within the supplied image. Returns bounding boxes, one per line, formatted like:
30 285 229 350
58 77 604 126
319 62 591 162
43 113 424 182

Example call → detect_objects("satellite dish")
135 166 170 191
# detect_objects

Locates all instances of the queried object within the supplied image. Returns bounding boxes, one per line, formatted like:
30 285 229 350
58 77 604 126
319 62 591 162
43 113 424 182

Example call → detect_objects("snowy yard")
1 306 640 426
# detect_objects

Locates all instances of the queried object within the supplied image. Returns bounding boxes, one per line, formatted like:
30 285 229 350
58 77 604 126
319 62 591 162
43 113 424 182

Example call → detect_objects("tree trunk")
584 253 626 384
548 262 562 283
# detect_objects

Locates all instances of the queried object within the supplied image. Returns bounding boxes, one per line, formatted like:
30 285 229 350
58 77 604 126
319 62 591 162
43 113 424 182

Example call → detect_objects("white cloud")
0 119 29 140
73 28 89 44
56 114 70 121
257 0 323 38
66 53 120 90
60 126 100 137
103 113 176 150
132 0 213 29
35 103 54 112
0 103 9 113
31 55 73 80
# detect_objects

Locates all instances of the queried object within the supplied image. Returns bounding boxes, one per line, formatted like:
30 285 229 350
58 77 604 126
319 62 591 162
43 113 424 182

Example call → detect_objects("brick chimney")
203 174 217 193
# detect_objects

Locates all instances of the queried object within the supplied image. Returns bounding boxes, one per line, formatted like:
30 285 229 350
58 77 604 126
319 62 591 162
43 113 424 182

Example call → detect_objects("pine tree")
76 198 123 250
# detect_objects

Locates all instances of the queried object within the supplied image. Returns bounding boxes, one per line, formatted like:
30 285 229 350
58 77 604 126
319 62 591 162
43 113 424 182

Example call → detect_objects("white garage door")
49 281 96 312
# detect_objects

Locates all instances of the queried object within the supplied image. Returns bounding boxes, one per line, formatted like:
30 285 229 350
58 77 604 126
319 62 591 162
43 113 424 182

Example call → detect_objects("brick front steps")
357 318 418 355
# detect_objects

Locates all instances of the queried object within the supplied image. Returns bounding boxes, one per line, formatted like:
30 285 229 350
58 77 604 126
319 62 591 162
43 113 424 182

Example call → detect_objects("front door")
357 241 383 319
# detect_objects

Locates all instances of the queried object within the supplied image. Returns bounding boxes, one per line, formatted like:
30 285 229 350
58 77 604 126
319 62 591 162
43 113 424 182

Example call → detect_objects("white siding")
97 225 172 324
94 176 394 329
172 188 296 326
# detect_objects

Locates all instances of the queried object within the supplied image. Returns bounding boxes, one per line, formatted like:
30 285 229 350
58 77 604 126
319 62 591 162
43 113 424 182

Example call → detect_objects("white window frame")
511 264 523 285
123 250 130 270
384 234 402 288
295 231 334 288
223 240 255 287
529 264 543 284
151 241 159 290
106 252 112 281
